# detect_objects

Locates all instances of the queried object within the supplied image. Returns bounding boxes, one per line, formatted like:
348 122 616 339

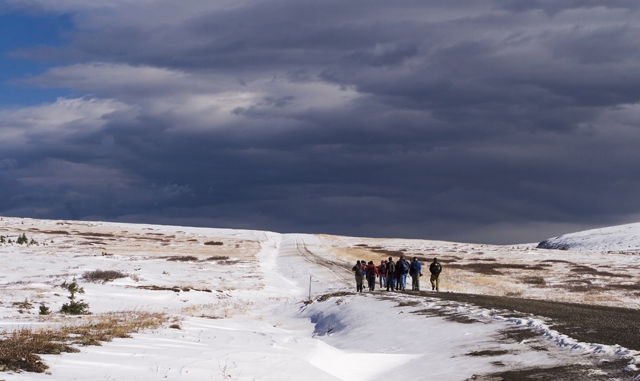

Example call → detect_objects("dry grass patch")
605 282 640 291
521 276 546 286
448 262 550 275
202 255 230 261
82 269 128 282
217 259 242 265
135 285 212 293
541 259 574 264
0 311 166 373
164 255 199 262
570 265 633 278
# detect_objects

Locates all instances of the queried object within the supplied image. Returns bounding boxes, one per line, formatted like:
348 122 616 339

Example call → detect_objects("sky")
1 0 640 244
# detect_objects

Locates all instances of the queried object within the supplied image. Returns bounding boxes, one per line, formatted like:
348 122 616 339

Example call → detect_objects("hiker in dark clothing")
352 260 364 292
386 257 396 291
397 256 410 291
409 257 422 291
378 260 387 289
366 261 379 291
429 258 442 291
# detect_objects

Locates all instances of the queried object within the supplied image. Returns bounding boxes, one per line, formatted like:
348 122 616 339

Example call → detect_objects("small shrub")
60 300 91 315
59 281 91 315
82 269 128 283
13 299 33 310
204 241 224 246
38 303 51 315
16 233 28 245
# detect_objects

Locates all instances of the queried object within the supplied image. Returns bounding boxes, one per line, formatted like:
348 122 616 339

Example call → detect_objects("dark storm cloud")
3 0 640 243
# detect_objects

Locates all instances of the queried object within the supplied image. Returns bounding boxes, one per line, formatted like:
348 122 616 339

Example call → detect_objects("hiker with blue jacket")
409 257 422 291
396 256 410 291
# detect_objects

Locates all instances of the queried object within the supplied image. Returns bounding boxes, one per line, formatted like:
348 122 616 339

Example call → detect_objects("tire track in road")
292 234 353 286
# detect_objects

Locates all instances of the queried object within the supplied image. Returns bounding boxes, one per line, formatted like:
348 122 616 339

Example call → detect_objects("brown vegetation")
82 269 128 282
164 255 198 262
447 263 550 275
203 256 231 261
570 265 633 278
0 311 165 373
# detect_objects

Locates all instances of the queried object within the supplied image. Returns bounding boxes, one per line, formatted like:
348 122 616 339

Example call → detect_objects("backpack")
410 262 418 274
387 261 395 274
399 260 409 272
430 262 441 275
354 265 364 276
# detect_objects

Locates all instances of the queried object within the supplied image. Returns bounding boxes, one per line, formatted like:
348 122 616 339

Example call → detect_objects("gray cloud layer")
2 0 640 243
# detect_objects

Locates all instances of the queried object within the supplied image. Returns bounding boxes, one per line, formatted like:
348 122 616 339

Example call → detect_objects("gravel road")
416 290 640 351
410 290 640 380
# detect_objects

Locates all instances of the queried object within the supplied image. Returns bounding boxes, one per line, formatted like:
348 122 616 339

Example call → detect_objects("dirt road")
415 290 640 351
406 290 640 380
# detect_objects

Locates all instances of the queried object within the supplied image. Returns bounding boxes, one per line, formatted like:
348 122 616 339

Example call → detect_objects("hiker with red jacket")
366 261 379 291
378 260 387 289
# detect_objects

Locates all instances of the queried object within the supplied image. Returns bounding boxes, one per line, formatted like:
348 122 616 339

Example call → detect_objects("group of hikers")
351 256 442 292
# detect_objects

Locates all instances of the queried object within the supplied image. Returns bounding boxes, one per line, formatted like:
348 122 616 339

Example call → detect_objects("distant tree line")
0 233 38 245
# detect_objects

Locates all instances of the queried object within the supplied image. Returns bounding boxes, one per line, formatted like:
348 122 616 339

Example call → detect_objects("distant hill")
537 222 640 252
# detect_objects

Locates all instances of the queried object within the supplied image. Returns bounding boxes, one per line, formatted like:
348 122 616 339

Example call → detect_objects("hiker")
378 260 387 289
429 257 442 291
409 257 422 291
385 257 396 291
366 261 379 291
352 260 364 292
397 256 410 291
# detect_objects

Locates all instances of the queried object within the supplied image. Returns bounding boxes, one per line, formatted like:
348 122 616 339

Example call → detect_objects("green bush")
59 281 91 315
16 233 28 245
38 304 50 315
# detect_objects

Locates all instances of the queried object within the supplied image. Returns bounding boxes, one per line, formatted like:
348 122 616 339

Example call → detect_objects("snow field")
1 217 639 380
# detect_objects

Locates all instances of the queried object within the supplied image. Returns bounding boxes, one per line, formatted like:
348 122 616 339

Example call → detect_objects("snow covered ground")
537 221 640 252
1 217 639 380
